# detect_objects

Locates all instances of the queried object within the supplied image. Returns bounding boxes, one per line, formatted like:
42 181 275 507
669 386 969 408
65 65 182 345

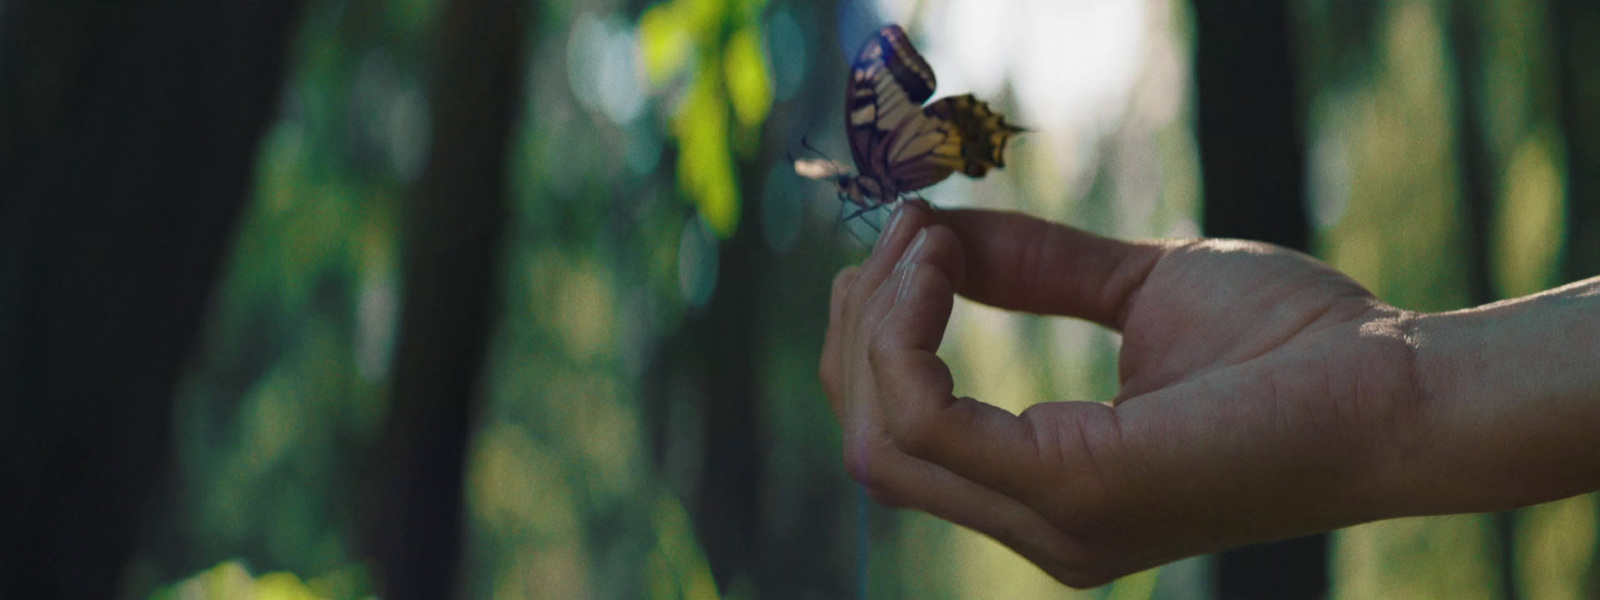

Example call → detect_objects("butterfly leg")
833 202 873 245
842 205 881 228
833 195 895 245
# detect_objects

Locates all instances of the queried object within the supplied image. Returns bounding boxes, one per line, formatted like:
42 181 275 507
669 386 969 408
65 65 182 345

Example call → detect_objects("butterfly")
795 24 1025 220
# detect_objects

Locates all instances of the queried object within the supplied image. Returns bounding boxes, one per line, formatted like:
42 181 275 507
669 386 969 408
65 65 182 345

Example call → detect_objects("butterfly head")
793 157 885 209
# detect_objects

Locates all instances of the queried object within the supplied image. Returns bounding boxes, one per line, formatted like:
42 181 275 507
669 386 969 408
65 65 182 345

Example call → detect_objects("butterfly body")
797 24 1024 212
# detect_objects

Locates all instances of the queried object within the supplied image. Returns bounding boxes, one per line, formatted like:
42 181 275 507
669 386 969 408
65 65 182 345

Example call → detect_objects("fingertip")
853 206 940 310
867 265 957 400
910 224 967 292
876 201 937 254
887 252 958 346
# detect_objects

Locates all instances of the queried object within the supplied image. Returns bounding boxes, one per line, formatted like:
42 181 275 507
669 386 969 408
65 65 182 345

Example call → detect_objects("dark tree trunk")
1556 0 1600 283
361 1 527 598
0 3 301 598
692 161 771 593
1192 3 1325 598
1447 2 1498 307
1194 1 1310 251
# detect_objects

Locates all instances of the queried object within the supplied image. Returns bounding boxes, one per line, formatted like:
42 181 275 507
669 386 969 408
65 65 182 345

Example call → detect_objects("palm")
1113 241 1378 403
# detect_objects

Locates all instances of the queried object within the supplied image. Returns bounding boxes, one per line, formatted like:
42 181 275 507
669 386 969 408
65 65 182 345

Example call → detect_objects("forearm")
1404 276 1600 514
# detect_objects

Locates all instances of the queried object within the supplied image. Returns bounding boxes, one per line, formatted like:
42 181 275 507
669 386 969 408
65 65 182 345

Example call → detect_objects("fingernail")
878 206 909 249
902 227 928 264
895 229 927 302
895 261 919 303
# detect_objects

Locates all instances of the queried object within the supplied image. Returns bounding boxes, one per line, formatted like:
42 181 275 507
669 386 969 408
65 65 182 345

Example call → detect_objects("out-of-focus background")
2 0 1597 598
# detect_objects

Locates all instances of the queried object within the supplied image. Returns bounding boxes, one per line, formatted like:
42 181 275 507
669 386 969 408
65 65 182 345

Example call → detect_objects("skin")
819 201 1600 588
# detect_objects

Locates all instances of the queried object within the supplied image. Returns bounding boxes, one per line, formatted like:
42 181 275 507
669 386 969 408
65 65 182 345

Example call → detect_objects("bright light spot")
385 86 430 182
577 397 642 501
569 12 647 125
598 19 646 124
244 371 300 473
908 0 1147 134
568 14 604 112
555 264 617 362
923 0 1011 98
353 50 432 181
1309 126 1352 229
1495 131 1565 297
354 261 399 383
1011 0 1145 132
874 0 920 26
876 0 1162 207
467 422 579 539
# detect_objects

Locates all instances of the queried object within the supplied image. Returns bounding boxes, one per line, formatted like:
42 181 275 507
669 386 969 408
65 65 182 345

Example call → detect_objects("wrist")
1402 278 1600 515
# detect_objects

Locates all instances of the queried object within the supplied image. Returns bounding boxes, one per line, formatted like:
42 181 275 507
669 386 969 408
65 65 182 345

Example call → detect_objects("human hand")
819 202 1425 587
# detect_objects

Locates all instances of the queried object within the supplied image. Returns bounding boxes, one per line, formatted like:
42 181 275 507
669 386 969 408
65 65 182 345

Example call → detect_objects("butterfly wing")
922 94 1027 178
876 111 963 193
837 24 1025 203
845 25 937 200
863 94 1024 197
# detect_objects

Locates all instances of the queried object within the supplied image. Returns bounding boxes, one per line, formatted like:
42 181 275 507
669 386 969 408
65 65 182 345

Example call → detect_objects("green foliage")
639 0 773 237
148 560 373 600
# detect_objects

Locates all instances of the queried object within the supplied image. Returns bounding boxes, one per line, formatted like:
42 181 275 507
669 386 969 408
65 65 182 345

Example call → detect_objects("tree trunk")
1555 0 1600 283
1194 1 1310 251
691 157 771 594
1192 3 1325 598
362 1 528 598
0 3 301 598
1447 2 1498 307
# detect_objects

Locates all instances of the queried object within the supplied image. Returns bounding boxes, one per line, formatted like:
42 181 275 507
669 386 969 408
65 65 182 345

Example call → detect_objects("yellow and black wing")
922 93 1025 178
842 24 1024 202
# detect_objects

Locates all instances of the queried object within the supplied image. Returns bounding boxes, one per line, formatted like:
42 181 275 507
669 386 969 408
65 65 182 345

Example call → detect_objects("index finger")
935 209 1170 330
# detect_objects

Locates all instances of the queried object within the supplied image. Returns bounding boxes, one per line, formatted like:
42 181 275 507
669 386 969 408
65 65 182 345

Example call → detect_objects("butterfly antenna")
800 136 834 161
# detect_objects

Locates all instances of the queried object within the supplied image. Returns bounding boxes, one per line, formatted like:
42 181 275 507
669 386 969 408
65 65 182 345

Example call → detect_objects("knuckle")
865 329 893 370
886 401 943 461
891 412 937 458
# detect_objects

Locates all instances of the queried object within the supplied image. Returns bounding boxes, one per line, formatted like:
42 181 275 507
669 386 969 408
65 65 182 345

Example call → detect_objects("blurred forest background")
2 0 1598 599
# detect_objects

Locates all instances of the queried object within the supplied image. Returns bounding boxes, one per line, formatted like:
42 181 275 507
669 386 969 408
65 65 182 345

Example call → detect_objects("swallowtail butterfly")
795 24 1025 217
